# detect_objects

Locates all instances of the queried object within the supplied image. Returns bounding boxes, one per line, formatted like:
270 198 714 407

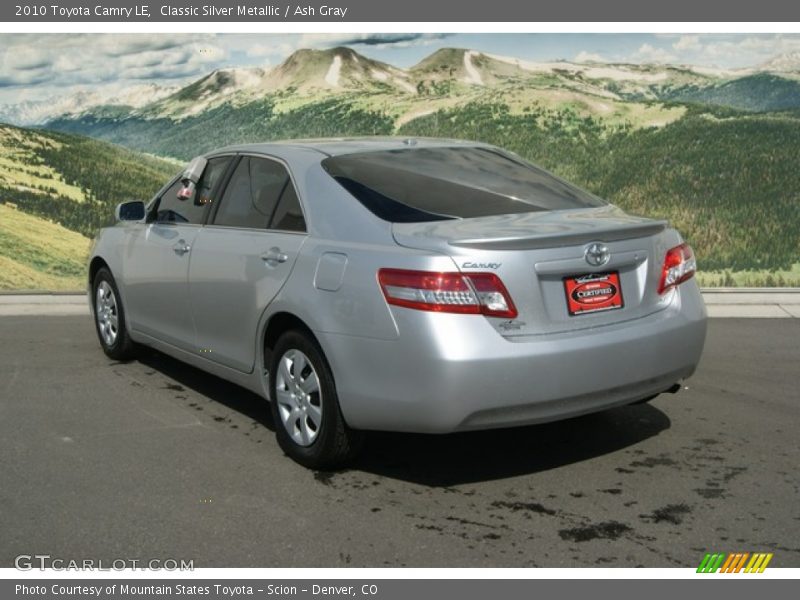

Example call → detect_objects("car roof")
206 137 492 159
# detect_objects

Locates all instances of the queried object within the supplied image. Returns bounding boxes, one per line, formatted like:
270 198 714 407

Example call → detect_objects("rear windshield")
321 146 606 223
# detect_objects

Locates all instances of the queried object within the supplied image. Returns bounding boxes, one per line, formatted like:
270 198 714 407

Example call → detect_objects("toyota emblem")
584 242 610 267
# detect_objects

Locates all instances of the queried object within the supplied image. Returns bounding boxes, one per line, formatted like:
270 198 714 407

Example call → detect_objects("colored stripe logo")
697 552 773 573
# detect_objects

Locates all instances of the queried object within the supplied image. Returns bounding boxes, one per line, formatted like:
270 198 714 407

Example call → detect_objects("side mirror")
115 200 146 222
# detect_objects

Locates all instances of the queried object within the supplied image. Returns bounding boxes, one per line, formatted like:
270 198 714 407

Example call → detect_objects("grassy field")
695 263 800 287
0 203 90 290
0 126 85 201
0 124 181 292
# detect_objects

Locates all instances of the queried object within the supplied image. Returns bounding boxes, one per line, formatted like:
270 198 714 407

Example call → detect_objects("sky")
1 32 799 104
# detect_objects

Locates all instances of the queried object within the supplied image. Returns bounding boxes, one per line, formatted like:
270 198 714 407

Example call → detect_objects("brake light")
658 243 696 294
377 268 517 318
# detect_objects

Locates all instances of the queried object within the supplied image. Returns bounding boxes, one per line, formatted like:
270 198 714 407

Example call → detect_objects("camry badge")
584 242 610 267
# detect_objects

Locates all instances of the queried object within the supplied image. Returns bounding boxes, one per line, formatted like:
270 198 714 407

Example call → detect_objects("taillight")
377 268 517 318
658 243 696 294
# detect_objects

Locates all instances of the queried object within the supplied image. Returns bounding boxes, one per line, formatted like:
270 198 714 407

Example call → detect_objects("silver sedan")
89 138 707 468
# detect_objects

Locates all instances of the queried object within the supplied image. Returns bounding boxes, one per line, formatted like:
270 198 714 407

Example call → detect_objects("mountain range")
2 46 800 127
0 82 179 127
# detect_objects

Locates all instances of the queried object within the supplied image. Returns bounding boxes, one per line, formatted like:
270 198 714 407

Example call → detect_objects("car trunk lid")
392 205 675 336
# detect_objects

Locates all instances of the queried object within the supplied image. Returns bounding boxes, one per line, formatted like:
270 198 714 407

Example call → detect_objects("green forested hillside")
44 98 800 279
0 124 178 289
399 103 800 272
48 98 394 160
0 124 178 238
662 74 800 112
8 58 800 289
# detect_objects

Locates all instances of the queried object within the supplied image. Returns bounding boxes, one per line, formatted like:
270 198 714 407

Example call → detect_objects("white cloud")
673 35 701 51
574 51 607 63
700 35 800 61
663 34 800 68
296 33 446 49
0 34 229 92
632 43 677 64
614 34 800 68
246 44 275 58
245 42 295 60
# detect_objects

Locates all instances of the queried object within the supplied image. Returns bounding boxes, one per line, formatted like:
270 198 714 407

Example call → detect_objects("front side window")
213 156 306 232
322 146 606 223
155 156 230 224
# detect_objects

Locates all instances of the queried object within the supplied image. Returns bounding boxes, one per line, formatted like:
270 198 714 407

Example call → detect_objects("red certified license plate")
563 272 624 316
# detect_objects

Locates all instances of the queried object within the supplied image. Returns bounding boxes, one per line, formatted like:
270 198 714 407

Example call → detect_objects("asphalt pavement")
0 315 798 568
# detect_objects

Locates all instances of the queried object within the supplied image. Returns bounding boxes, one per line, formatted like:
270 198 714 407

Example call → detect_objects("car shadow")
136 349 671 486
351 404 671 486
137 350 276 432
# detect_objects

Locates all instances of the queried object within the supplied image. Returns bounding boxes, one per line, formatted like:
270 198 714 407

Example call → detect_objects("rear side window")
322 147 606 222
270 183 306 232
212 156 306 232
214 157 285 229
155 156 230 224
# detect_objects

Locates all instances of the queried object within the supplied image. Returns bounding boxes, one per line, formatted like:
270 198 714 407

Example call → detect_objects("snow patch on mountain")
463 50 483 85
325 55 342 87
486 52 674 82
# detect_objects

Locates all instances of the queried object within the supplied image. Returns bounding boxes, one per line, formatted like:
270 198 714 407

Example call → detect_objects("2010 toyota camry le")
88 138 707 468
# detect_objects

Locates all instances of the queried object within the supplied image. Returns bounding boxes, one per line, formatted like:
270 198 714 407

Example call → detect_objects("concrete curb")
701 288 800 318
1 290 799 318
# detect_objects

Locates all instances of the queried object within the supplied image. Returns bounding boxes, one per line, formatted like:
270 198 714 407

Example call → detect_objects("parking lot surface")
1 316 798 567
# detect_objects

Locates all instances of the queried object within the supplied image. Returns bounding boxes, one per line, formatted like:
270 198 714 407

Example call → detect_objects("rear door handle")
261 247 289 265
173 240 191 256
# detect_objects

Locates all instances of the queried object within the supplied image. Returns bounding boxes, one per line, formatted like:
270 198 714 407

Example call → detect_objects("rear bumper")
317 283 707 433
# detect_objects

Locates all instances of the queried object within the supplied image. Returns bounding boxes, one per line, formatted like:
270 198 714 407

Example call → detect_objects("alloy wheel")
95 280 119 347
274 349 323 447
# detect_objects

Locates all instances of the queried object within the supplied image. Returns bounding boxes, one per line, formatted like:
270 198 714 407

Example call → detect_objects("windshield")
322 146 606 223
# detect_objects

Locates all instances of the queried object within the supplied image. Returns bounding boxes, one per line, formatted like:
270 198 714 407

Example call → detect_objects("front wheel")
92 267 138 361
269 330 363 469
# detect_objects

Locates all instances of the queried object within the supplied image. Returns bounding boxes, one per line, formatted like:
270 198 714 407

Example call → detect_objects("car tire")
92 267 138 361
269 330 363 469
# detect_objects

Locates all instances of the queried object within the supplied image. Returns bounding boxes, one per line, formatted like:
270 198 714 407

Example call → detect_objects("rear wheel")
269 330 362 469
92 267 138 361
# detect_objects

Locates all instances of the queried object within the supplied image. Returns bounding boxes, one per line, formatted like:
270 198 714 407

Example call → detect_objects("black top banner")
3 0 800 22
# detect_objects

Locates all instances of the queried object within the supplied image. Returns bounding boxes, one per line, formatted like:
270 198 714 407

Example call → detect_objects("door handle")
261 247 289 265
173 240 191 256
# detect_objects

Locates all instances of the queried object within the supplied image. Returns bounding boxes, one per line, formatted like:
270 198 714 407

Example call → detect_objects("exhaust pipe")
632 382 682 405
